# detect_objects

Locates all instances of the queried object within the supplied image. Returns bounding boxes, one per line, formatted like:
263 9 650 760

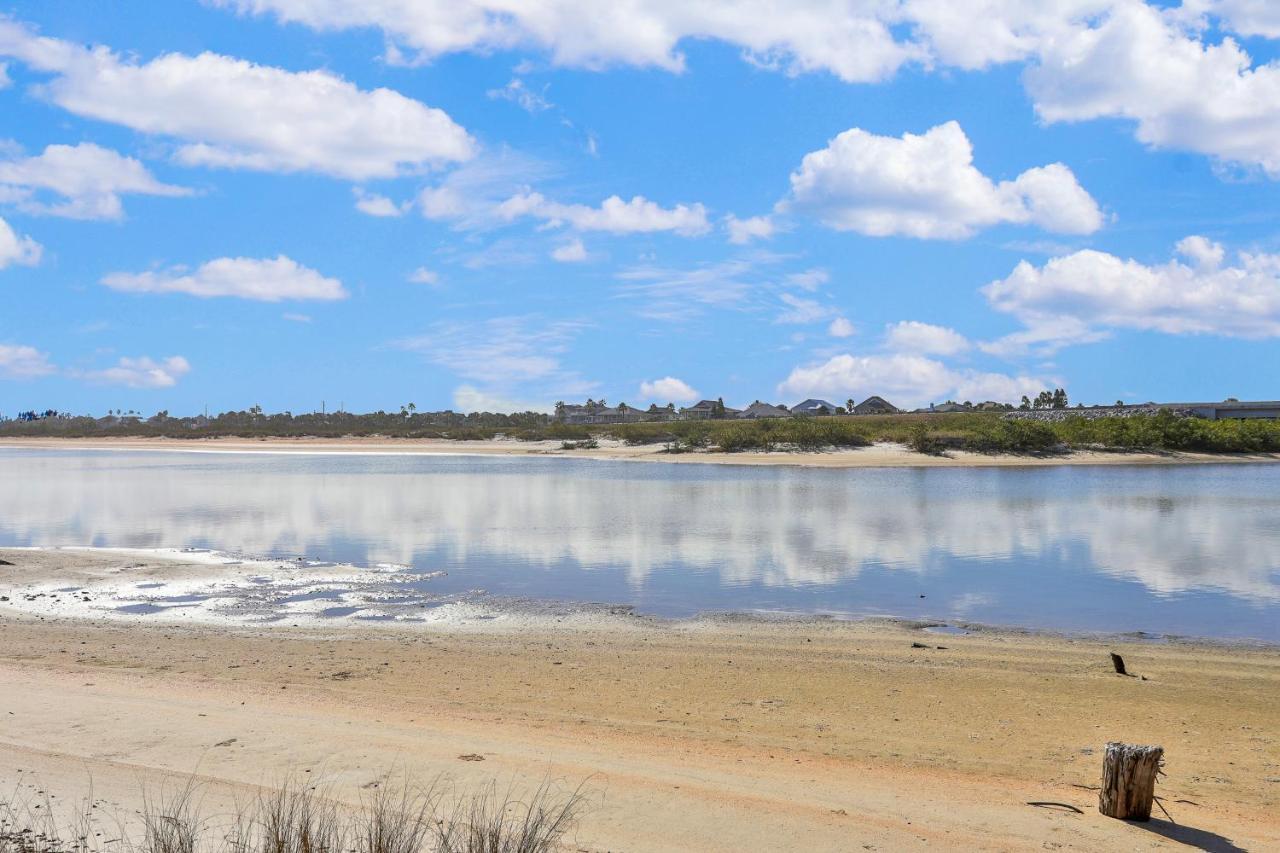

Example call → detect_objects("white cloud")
778 351 1045 409
550 238 587 262
415 149 551 228
1024 2 1280 177
884 320 970 355
353 188 404 217
206 3 1280 178
784 121 1103 239
395 316 587 385
407 266 440 285
786 268 829 291
282 312 312 323
615 258 758 321
452 384 551 414
0 143 190 220
497 192 710 236
0 19 473 180
725 214 775 244
775 292 833 325
983 237 1280 351
81 355 191 389
0 62 9 89
639 376 699 403
1201 0 1280 38
0 215 41 268
209 0 919 83
102 255 347 302
0 343 54 378
828 316 855 338
486 77 552 112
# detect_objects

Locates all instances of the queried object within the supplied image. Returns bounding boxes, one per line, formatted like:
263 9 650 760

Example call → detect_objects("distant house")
930 402 971 413
853 396 899 415
680 399 741 420
737 401 791 420
790 399 841 416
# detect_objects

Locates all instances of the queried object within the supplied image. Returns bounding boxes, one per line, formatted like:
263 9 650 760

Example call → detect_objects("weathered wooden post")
1099 742 1163 820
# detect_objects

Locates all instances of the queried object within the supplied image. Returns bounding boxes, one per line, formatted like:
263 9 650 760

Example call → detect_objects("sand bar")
3 435 1280 468
1 547 1277 851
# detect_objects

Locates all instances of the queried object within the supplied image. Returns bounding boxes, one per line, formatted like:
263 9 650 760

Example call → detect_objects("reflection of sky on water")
2 449 1279 640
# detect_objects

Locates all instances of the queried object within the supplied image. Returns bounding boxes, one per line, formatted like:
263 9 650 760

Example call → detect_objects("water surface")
1 448 1278 640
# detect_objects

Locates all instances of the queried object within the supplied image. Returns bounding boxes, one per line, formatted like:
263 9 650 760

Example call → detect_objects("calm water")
2 448 1278 640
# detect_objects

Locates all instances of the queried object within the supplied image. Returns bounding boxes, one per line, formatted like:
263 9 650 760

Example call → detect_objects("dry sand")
3 435 1280 469
1 548 1277 851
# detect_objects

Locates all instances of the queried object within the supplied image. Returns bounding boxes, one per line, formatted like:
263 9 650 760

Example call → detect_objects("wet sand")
1 548 1278 851
3 435 1280 469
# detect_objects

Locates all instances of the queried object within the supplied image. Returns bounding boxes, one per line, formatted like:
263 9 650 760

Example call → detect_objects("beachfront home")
853 396 899 415
737 401 791 420
680 399 741 420
790 399 841 416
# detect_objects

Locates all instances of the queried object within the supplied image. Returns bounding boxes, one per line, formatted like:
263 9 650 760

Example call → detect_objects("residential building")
790 399 841 416
737 401 791 419
853 396 899 415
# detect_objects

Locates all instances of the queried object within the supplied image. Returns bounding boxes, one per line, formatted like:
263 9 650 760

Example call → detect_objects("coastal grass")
5 407 1280 455
1 775 587 853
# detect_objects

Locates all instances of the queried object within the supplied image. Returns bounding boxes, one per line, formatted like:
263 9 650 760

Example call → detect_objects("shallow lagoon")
1 448 1278 641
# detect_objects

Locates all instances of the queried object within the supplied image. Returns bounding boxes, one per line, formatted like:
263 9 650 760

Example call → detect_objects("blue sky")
1 0 1278 415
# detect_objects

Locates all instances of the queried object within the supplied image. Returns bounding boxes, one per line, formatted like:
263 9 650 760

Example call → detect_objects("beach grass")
1 775 587 853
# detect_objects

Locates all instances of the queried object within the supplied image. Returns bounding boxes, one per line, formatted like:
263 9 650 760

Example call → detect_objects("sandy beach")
3 435 1280 469
1 548 1278 851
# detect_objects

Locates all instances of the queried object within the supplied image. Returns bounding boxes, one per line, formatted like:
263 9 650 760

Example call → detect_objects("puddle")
923 624 970 636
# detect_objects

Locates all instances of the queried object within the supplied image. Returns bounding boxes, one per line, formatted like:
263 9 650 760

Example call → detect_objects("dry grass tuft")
2 775 586 853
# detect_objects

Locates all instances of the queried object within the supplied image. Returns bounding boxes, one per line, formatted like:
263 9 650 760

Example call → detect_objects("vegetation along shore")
5 408 1280 458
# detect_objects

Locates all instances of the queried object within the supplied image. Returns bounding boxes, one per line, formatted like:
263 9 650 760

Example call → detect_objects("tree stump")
1099 742 1163 820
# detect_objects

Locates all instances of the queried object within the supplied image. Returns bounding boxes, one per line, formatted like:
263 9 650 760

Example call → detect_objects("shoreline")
2 546 1277 850
4 434 1280 469
4 546 1278 647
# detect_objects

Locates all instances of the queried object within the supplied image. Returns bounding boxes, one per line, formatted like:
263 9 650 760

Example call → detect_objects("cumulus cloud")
884 320 970 355
497 192 710 236
1200 0 1280 38
0 343 54 378
983 237 1280 349
0 62 10 88
102 256 347 302
0 215 41 268
725 214 775 244
0 142 189 220
828 316 855 338
639 376 699 403
784 121 1103 239
778 351 1045 409
550 238 587 262
0 19 473 180
353 188 404 217
210 0 919 83
207 3 1280 177
81 355 191 389
1024 2 1280 177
